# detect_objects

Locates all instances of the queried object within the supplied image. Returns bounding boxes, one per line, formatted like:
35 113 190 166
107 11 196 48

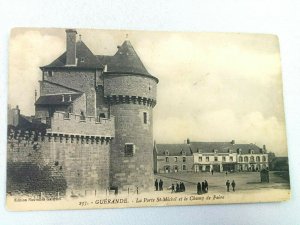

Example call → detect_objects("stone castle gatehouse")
8 29 158 194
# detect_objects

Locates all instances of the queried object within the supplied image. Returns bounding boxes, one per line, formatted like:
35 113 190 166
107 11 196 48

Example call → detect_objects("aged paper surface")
7 28 290 211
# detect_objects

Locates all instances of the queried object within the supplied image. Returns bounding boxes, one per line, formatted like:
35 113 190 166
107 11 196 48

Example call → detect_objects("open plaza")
154 171 289 195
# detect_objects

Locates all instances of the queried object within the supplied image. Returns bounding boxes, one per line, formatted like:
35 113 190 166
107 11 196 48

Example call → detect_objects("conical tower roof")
106 40 152 76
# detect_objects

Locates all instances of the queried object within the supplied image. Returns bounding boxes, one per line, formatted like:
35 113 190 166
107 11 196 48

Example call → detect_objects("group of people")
226 180 236 192
171 182 186 193
155 178 236 193
196 180 208 194
154 179 164 191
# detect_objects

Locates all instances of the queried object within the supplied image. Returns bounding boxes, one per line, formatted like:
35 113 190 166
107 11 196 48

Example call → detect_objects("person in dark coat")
176 183 180 192
211 169 214 175
202 181 205 193
159 179 163 191
179 182 184 192
197 182 201 194
204 180 208 192
226 180 230 192
155 179 158 191
231 180 236 192
182 182 185 192
171 183 175 193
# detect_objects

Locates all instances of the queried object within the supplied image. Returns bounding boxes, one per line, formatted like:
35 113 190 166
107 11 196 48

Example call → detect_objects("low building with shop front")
154 142 194 173
154 140 269 174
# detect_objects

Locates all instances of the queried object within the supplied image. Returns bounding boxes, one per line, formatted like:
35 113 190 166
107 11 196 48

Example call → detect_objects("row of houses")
153 139 269 173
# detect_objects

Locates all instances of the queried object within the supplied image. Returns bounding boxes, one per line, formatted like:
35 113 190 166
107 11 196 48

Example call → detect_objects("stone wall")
109 103 154 193
49 111 115 137
73 94 87 115
104 74 157 101
7 130 111 194
44 69 97 117
39 80 78 96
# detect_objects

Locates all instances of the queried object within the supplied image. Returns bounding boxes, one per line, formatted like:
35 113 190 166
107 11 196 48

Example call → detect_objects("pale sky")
8 28 287 156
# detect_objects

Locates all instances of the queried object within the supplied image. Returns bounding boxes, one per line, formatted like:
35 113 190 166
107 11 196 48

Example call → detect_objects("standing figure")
176 183 180 192
182 182 185 192
202 181 205 193
159 179 163 191
226 180 230 192
155 179 158 191
211 169 214 175
171 184 175 193
204 180 208 193
231 180 236 192
197 182 201 194
179 182 183 192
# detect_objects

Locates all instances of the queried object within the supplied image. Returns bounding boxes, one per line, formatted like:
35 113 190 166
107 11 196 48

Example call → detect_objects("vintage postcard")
6 28 290 211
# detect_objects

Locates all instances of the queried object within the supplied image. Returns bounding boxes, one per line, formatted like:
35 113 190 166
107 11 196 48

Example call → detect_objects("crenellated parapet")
7 128 114 146
48 111 115 139
105 95 156 107
44 133 113 145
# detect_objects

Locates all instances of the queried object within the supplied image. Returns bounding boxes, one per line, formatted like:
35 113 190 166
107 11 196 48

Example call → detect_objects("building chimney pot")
69 95 72 102
62 95 65 102
187 138 190 144
66 29 77 66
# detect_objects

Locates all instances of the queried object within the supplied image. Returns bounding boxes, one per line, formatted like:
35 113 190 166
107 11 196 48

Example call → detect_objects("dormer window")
238 148 242 154
250 149 254 154
182 151 186 156
80 57 85 62
214 149 218 154
228 149 233 154
44 71 52 77
197 149 202 154
165 150 169 156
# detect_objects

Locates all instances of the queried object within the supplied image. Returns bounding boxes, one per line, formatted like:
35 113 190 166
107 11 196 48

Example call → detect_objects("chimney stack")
66 29 77 66
231 140 235 145
62 95 65 102
68 95 72 102
187 138 190 144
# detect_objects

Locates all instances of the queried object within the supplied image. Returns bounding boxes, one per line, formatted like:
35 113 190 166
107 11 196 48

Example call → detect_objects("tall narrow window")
183 157 186 162
143 112 147 124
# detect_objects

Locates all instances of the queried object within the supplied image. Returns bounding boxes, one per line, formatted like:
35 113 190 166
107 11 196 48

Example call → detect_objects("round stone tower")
104 40 158 193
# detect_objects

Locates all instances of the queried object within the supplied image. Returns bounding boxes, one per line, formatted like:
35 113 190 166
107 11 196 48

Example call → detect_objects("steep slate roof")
155 144 194 156
190 142 263 154
41 41 102 69
103 40 152 76
156 142 264 156
35 93 82 106
96 55 113 66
